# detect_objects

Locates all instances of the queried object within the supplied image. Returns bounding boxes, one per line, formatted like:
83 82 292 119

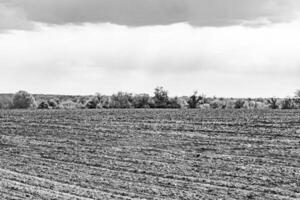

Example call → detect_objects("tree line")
1 87 300 110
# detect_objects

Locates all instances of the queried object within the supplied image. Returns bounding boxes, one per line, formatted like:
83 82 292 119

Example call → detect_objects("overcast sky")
0 0 299 97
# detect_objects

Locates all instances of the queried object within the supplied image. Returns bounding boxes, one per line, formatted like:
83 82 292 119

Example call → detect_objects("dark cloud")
1 0 300 28
0 3 33 30
5 0 186 26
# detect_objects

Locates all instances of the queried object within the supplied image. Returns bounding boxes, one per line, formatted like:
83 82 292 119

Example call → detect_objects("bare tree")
267 98 279 109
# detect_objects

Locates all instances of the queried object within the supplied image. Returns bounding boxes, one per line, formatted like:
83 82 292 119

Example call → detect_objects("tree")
187 91 204 108
153 87 169 108
12 90 36 109
267 98 279 109
132 94 152 108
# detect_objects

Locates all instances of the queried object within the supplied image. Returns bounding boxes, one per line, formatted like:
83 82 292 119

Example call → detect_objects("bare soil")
0 109 299 199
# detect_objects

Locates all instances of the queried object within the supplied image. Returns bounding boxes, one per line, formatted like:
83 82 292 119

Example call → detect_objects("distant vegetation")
0 87 300 110
295 90 300 98
12 91 36 109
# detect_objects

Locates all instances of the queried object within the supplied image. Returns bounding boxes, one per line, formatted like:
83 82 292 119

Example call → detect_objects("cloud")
186 0 300 26
0 21 299 97
0 3 33 30
1 0 300 29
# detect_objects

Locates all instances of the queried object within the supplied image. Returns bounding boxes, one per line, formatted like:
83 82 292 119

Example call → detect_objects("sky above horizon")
0 0 299 97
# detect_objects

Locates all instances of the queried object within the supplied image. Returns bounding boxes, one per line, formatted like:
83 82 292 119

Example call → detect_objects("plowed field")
0 109 299 200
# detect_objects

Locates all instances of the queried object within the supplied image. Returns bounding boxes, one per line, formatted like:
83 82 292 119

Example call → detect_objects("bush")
225 100 235 109
254 101 269 109
12 91 36 109
168 97 182 108
48 99 59 109
234 99 245 109
209 100 226 109
85 93 111 109
243 100 254 109
132 94 152 108
59 100 78 109
280 98 296 109
174 97 188 109
255 98 265 103
187 91 204 109
99 96 111 109
295 90 300 98
209 101 219 109
76 96 88 105
153 87 169 108
248 101 269 109
294 98 300 109
85 96 100 109
199 103 210 110
110 92 133 108
0 95 13 109
37 100 49 109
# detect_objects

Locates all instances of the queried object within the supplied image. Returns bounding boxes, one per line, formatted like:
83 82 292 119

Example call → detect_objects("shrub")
295 90 300 98
76 96 88 105
174 97 188 109
0 95 13 109
294 98 300 109
267 98 279 109
187 91 204 109
99 96 111 109
85 96 100 109
59 100 78 109
243 100 254 109
12 91 36 109
209 101 219 109
209 100 226 109
110 92 133 108
153 87 169 108
48 99 59 109
225 100 236 109
168 97 182 108
252 102 267 109
280 98 296 109
84 94 110 109
199 103 210 110
132 94 152 108
37 100 49 109
234 99 245 109
255 98 265 103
